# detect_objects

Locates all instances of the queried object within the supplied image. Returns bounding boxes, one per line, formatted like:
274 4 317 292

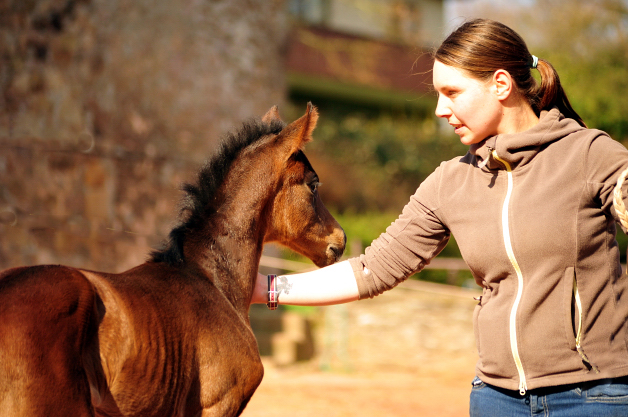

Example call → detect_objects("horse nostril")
328 244 344 261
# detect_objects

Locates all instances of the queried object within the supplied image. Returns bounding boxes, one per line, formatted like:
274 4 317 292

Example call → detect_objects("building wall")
0 0 289 271
316 0 445 45
419 0 447 46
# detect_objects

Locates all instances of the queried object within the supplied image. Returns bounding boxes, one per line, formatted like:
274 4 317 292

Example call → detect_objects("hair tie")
530 55 539 69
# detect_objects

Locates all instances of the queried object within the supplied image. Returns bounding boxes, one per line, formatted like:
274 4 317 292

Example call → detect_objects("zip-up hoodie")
349 108 628 393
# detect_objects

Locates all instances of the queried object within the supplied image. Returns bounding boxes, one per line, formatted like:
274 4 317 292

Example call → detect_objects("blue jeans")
470 376 628 416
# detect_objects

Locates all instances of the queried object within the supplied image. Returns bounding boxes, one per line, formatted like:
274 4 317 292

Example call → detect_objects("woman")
252 19 628 416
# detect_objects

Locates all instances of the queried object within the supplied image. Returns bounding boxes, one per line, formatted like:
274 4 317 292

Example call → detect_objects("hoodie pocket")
473 287 491 355
563 267 577 351
563 267 600 373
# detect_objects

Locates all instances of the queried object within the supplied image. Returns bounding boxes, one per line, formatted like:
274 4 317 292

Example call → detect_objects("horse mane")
150 118 286 265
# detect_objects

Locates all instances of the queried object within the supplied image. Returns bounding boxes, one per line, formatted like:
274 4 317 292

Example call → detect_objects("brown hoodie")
349 108 628 394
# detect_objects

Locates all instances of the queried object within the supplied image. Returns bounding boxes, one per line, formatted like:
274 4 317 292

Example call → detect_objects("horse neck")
186 178 271 316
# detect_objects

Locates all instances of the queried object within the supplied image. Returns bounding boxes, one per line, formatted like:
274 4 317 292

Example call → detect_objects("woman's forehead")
432 60 478 90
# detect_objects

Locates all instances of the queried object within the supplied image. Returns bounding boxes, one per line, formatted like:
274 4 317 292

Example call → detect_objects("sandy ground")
242 358 474 417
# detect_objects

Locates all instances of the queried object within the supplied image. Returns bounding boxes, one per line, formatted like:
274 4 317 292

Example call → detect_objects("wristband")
267 274 278 310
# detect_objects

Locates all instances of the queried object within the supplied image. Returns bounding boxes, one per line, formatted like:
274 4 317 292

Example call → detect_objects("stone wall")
252 279 480 374
325 279 480 373
0 0 288 271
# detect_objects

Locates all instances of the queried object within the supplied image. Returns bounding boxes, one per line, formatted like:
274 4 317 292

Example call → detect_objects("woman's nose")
434 95 451 118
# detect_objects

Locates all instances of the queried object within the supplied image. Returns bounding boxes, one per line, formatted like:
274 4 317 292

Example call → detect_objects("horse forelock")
150 117 286 265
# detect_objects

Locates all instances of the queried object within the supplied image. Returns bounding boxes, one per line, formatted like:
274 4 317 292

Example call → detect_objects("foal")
0 104 345 417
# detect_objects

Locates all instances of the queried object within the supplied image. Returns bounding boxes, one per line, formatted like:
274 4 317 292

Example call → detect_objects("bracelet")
267 274 278 310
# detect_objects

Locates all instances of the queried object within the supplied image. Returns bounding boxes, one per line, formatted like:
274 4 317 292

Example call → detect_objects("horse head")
151 103 345 270
259 103 346 267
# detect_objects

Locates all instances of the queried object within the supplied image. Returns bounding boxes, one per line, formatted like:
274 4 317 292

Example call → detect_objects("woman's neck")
498 96 540 135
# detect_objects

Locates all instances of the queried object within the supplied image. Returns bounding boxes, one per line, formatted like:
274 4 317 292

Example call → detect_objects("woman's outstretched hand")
250 260 360 306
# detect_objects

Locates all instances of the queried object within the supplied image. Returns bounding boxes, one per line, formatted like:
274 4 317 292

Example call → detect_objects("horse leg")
198 368 262 417
0 266 99 417
199 395 255 417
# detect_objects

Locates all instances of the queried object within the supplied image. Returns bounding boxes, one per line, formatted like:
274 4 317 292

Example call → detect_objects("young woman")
252 19 628 416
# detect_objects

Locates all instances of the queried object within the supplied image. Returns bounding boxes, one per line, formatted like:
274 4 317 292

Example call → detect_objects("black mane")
150 118 285 265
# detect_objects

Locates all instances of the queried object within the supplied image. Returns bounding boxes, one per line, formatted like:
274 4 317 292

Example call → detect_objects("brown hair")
434 19 585 127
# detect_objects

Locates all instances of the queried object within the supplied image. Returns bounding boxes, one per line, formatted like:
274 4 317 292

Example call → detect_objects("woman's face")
433 60 503 146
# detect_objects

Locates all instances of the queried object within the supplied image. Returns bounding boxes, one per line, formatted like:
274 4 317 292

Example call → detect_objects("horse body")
82 263 263 417
0 104 345 416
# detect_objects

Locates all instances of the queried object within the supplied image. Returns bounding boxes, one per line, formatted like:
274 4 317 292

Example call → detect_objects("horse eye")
309 182 320 193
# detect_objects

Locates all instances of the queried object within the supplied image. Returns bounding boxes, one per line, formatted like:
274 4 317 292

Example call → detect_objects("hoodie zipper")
491 150 528 395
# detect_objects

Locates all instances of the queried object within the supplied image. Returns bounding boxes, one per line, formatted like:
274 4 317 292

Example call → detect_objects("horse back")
0 265 99 417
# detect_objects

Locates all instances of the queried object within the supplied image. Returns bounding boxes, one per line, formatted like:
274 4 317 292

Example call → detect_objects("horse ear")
261 105 282 124
280 102 318 154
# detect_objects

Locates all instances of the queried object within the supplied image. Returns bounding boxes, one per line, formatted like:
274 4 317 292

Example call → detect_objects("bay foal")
0 104 345 417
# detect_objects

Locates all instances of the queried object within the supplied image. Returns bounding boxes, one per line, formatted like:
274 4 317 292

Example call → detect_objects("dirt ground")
242 358 475 417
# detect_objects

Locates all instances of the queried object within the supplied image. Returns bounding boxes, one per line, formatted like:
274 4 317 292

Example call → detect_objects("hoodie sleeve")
586 132 628 234
348 165 450 299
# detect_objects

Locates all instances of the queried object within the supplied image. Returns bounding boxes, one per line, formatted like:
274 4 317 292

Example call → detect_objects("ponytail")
534 59 586 127
435 19 586 127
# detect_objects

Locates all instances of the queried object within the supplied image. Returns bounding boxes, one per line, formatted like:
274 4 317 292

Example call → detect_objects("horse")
0 103 346 417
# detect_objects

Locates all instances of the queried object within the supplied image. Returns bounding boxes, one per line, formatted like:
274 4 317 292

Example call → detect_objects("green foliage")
287 100 468 213
331 211 398 254
330 210 460 257
535 20 628 144
274 209 473 286
331 211 474 286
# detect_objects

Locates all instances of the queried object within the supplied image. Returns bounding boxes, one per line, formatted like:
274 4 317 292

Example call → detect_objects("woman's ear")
492 69 513 101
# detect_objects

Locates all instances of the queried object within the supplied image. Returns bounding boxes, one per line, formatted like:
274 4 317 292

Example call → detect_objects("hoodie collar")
469 108 585 171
